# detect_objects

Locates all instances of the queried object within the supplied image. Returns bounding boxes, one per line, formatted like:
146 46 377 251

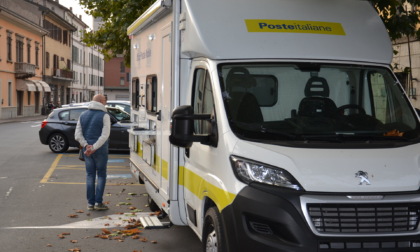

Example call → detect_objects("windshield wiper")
300 131 411 142
233 122 297 140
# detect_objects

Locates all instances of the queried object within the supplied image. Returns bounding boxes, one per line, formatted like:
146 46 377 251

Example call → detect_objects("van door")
157 24 172 201
183 62 217 232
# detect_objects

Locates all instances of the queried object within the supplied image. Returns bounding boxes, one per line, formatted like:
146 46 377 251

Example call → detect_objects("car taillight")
41 120 48 128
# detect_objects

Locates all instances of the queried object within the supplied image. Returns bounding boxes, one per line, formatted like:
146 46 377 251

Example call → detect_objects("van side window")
146 75 158 113
192 68 215 135
132 77 140 111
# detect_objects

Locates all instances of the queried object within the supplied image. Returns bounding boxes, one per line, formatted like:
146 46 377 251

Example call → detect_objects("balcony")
54 68 73 80
15 62 36 79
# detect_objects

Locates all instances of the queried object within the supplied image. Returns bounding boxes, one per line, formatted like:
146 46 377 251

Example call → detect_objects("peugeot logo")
355 170 371 185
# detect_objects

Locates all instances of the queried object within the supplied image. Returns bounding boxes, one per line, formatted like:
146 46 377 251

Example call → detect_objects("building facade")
0 0 49 119
104 56 130 100
93 17 129 101
67 11 104 103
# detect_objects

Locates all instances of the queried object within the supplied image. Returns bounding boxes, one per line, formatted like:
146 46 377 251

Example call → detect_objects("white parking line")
3 212 156 229
5 187 13 197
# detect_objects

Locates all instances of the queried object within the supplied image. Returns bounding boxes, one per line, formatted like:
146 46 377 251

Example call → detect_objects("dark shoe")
87 205 94 211
95 203 109 211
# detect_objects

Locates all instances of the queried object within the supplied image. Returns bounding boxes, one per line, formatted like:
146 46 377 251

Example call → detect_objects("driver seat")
298 77 337 118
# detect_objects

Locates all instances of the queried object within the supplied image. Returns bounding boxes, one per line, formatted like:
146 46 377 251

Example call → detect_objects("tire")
203 207 227 252
48 133 69 153
148 195 160 212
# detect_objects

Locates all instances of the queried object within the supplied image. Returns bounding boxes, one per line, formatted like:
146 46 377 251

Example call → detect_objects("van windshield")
219 63 420 146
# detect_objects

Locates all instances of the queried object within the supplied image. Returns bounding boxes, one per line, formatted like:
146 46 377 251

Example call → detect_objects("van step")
139 216 171 229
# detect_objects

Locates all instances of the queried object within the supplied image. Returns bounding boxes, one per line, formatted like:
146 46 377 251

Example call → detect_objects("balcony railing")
54 69 73 80
15 62 36 79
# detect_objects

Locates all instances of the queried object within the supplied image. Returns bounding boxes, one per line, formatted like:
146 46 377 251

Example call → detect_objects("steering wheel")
338 104 366 116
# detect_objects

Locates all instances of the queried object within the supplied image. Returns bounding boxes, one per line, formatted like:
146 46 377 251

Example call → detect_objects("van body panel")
128 0 420 251
181 0 392 63
233 140 420 192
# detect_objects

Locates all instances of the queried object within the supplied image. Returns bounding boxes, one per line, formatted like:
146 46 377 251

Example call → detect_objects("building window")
53 54 59 70
120 61 125 73
7 31 13 61
16 35 24 63
35 42 39 67
120 77 125 86
44 19 63 42
46 52 50 68
27 91 31 105
63 30 68 45
27 39 31 63
8 81 12 106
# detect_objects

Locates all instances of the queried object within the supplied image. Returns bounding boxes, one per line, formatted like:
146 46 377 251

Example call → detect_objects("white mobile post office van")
127 0 420 251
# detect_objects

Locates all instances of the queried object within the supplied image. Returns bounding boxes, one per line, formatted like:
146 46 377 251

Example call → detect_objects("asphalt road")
0 119 201 252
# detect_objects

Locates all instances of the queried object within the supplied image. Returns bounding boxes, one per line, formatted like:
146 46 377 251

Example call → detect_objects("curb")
0 115 46 124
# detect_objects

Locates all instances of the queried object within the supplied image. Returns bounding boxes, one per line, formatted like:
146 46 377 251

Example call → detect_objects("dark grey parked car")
39 106 130 153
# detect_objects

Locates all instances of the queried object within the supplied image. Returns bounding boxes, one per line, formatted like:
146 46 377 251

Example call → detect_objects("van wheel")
48 133 69 153
147 195 160 212
203 207 226 252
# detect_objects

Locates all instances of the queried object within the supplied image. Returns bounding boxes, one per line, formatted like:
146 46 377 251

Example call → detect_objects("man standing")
75 94 110 211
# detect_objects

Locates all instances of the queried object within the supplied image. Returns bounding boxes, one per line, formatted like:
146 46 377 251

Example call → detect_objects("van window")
131 77 140 111
219 63 420 146
146 75 157 113
192 68 214 135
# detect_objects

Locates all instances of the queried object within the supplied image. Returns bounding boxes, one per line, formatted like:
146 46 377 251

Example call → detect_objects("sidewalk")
0 114 46 124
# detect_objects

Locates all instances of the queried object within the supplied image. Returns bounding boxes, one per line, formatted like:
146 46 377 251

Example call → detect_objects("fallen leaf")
67 248 81 252
151 240 158 244
139 237 148 242
121 228 141 236
102 228 111 235
128 193 137 196
46 244 53 247
70 240 78 243
75 210 84 213
68 214 78 218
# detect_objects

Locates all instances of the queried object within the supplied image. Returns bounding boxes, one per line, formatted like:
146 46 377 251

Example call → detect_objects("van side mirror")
169 105 216 148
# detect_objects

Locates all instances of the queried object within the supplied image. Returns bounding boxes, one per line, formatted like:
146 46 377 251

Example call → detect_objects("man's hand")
84 145 96 157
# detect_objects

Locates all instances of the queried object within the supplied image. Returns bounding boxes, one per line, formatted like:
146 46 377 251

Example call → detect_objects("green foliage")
80 0 420 66
370 0 420 39
79 0 154 66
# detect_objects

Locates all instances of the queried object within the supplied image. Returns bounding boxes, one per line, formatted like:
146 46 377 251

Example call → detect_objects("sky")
59 0 93 29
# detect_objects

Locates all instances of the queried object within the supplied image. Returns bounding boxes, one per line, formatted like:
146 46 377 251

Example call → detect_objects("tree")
370 0 420 39
79 0 154 66
80 0 420 66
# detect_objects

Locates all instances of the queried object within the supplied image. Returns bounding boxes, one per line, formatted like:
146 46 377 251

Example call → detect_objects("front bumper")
221 184 420 252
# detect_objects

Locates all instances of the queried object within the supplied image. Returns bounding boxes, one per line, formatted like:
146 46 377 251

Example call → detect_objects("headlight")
230 155 302 190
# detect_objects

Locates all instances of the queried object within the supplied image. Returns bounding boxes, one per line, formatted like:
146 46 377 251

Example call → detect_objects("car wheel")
48 133 69 153
203 207 227 252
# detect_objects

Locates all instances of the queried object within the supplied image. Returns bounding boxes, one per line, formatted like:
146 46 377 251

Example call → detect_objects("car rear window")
58 109 86 121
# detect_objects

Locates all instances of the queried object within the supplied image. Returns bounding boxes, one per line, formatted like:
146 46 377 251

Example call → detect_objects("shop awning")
34 81 43 92
16 80 36 92
36 81 51 92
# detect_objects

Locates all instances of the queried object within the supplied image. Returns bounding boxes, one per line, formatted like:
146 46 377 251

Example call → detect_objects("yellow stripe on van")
179 166 236 212
245 19 346 35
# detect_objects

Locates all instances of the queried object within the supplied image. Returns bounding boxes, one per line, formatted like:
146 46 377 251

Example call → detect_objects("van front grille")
307 203 420 234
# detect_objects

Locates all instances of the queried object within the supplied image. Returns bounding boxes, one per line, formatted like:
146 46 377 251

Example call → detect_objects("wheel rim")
205 229 217 252
50 135 65 152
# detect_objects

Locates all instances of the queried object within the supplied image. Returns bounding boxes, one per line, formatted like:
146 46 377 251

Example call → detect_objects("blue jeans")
84 144 108 205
